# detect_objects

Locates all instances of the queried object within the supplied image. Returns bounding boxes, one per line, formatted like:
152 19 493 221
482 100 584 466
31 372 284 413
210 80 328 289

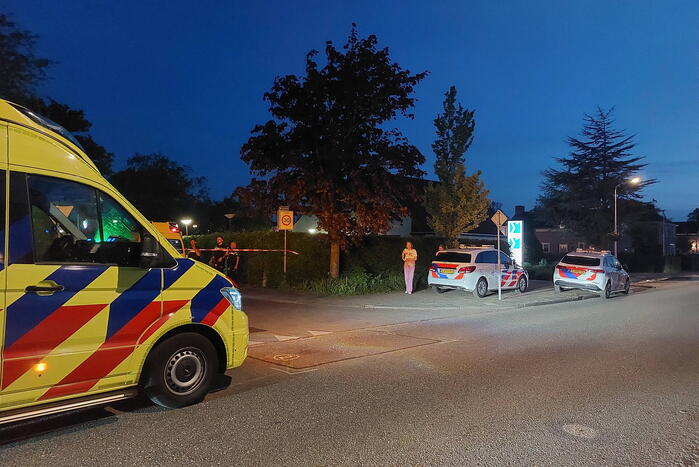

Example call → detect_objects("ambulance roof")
0 99 99 172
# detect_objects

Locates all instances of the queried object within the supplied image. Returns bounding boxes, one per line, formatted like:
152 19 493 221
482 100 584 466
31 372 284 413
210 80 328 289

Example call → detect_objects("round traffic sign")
281 214 292 226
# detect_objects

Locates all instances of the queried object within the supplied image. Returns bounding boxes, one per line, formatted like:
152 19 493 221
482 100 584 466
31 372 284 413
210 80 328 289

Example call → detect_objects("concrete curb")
516 293 599 308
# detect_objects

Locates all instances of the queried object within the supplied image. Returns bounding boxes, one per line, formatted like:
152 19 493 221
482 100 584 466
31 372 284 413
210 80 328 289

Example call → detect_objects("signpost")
508 220 524 267
491 210 508 300
277 207 294 274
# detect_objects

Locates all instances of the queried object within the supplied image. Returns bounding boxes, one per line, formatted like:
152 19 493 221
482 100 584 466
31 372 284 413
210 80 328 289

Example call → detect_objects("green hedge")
187 231 507 292
187 231 329 288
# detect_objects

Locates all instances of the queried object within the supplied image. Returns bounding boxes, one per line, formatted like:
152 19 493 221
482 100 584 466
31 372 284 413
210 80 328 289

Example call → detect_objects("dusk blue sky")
6 0 698 220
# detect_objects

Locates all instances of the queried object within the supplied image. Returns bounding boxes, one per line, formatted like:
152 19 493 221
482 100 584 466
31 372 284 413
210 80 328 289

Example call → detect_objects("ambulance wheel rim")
165 349 205 395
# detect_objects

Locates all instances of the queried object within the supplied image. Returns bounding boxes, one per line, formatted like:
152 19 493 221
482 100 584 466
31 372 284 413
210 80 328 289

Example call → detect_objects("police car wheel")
516 276 527 293
432 285 447 294
622 278 630 294
554 285 563 294
603 281 612 299
145 333 218 409
473 277 488 298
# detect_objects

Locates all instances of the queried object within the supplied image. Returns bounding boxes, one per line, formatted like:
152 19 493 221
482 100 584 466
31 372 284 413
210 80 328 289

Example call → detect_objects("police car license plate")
441 268 455 274
570 268 585 275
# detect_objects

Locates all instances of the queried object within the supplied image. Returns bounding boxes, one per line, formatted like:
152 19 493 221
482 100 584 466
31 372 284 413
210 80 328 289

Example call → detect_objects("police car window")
28 175 100 263
475 251 497 264
499 252 511 265
561 255 600 267
433 252 471 263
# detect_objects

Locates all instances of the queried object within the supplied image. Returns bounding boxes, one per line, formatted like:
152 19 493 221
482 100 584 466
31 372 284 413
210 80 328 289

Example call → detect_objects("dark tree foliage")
0 13 113 175
688 208 699 223
75 135 114 176
110 154 209 223
0 13 50 101
238 25 427 277
432 86 475 182
537 107 655 247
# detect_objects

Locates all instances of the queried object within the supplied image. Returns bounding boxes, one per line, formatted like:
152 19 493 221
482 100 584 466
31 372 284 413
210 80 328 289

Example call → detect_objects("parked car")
553 250 630 299
428 246 528 298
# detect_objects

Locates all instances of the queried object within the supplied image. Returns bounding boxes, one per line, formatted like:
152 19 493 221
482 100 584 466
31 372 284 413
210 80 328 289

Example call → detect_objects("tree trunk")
329 241 340 279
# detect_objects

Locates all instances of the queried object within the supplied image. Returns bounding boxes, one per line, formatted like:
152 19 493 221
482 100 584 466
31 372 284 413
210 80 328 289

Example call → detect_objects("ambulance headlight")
220 287 242 310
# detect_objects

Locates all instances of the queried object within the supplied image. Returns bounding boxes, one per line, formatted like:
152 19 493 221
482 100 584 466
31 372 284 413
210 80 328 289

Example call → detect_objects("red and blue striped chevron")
4 265 108 349
191 275 231 324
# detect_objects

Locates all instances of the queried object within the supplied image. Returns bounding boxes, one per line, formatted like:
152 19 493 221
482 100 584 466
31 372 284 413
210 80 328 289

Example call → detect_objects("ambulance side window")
27 174 101 263
96 193 144 267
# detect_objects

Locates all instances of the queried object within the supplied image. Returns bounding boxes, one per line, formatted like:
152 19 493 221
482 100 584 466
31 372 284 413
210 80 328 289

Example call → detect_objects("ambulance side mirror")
139 234 176 269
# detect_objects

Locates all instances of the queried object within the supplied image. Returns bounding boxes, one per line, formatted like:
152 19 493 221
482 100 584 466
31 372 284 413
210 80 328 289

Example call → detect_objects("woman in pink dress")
401 241 418 294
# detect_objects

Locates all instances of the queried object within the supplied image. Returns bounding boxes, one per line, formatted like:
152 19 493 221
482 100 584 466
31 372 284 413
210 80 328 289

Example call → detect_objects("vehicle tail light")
589 268 604 273
458 266 476 273
429 264 437 271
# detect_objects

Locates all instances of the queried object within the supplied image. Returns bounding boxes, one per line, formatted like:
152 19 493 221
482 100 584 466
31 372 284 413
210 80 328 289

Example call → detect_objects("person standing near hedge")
401 241 418 294
209 236 227 271
224 240 240 284
187 238 202 261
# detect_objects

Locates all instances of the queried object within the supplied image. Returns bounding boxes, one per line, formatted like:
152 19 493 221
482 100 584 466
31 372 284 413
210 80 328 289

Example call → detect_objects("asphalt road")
1 280 698 466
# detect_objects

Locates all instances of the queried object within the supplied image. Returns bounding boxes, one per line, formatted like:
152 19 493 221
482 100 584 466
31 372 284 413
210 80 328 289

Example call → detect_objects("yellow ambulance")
0 100 248 423
152 221 186 256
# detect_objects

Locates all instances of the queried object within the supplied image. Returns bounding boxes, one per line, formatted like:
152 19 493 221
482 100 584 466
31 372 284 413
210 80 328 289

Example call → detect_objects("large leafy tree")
110 154 209 225
238 26 427 277
538 107 654 248
425 165 490 247
425 86 489 246
0 13 50 101
0 12 113 174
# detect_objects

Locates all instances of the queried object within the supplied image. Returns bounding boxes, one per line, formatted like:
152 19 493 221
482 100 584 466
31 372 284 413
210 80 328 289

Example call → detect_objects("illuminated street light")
614 177 641 256
180 218 193 236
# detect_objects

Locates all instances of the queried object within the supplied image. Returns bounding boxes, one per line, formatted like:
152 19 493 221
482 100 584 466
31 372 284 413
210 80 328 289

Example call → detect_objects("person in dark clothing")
187 238 202 261
209 236 226 271
224 240 240 283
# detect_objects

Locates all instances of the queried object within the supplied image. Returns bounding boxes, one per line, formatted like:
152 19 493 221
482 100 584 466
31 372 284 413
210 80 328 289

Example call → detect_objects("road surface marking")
274 334 300 341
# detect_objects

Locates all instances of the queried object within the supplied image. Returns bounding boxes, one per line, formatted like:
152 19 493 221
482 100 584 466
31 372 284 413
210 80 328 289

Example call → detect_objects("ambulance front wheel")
145 332 218 409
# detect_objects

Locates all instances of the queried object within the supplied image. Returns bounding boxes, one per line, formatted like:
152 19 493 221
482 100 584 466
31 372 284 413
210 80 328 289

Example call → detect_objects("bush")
188 231 328 287
295 270 405 295
527 261 555 280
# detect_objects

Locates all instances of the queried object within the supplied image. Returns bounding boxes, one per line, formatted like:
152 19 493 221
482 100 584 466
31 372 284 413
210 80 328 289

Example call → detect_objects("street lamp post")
613 177 641 256
180 218 193 236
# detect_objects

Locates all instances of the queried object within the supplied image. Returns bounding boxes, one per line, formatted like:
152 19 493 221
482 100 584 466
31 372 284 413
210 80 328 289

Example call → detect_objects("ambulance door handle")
25 280 65 296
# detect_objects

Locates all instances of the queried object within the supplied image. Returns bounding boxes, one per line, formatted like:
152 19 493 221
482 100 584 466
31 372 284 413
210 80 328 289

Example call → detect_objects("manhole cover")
562 424 598 439
273 354 300 362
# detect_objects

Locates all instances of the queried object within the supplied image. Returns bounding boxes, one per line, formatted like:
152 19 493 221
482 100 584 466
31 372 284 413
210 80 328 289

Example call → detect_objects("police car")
553 249 630 299
428 246 528 298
